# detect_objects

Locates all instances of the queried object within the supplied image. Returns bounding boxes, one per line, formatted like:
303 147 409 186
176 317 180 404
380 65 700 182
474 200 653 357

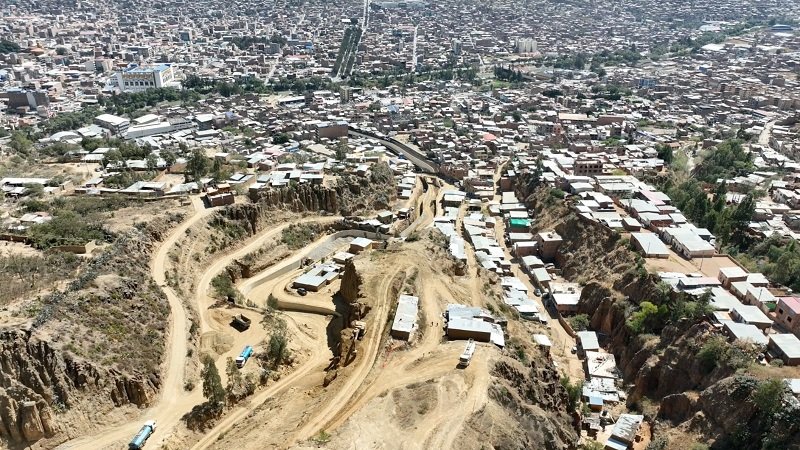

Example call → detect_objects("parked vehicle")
129 420 156 450
458 339 476 368
353 321 367 340
297 287 308 296
539 315 549 325
230 314 251 331
235 345 254 368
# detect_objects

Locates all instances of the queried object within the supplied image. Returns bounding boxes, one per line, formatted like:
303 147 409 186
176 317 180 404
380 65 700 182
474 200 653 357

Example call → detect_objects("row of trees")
738 236 800 293
98 88 201 116
664 179 755 248
693 140 754 183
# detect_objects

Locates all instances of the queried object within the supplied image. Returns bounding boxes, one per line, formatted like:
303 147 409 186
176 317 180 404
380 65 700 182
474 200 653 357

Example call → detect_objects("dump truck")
458 339 476 368
230 314 251 331
129 420 156 450
236 345 254 368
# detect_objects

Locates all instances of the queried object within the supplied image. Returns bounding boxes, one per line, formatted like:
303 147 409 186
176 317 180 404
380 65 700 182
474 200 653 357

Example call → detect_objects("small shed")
390 294 420 340
769 334 800 366
349 237 374 254
577 331 601 353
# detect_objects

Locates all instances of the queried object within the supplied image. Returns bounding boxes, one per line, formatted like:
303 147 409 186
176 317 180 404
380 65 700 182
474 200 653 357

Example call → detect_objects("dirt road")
59 206 341 450
289 262 408 444
401 176 440 238
192 221 362 449
191 313 331 450
193 215 341 332
58 196 214 450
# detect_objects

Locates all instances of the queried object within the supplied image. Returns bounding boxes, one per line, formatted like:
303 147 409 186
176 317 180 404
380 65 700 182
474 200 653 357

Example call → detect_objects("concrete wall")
239 229 390 297
447 328 491 342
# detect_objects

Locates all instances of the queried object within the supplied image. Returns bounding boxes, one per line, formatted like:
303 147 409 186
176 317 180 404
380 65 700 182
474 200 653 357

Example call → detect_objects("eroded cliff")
517 183 800 448
0 216 181 447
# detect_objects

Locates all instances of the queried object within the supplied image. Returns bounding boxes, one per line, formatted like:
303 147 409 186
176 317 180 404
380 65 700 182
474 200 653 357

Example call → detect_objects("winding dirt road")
288 263 408 444
59 203 341 450
59 197 213 450
190 313 330 450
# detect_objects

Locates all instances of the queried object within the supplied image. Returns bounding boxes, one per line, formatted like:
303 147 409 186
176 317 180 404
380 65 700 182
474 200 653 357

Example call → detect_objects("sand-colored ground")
58 172 553 450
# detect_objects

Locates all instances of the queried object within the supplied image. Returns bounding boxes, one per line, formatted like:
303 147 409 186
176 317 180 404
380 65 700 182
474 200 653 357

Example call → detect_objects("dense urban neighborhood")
1 0 800 450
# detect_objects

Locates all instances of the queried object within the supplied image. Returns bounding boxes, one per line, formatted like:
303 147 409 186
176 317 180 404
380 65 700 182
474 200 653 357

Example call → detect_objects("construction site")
38 164 579 450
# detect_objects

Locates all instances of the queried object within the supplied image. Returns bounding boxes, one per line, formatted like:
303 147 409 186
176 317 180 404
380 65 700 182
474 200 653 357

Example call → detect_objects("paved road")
348 129 438 173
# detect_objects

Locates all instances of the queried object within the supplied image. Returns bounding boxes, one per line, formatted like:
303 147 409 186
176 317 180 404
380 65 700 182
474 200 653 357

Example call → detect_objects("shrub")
266 331 291 369
560 376 582 411
645 437 668 450
210 273 237 301
281 224 319 249
698 335 728 373
568 314 590 331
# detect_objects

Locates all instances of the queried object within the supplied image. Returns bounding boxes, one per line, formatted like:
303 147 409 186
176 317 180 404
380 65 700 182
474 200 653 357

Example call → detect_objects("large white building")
94 113 130 135
116 64 177 93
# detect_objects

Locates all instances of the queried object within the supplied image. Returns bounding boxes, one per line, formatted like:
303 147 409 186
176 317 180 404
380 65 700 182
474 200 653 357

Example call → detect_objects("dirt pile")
249 162 397 215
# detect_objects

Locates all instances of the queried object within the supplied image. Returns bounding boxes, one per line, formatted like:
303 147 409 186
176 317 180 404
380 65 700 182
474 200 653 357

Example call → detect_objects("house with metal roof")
391 294 419 341
605 414 644 450
769 334 800 366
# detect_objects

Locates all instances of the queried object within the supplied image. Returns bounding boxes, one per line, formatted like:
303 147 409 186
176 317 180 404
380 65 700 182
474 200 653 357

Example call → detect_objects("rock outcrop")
0 217 181 447
0 328 155 444
249 161 397 216
456 354 578 450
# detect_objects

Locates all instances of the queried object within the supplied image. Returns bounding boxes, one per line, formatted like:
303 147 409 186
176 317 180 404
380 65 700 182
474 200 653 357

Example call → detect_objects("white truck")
458 339 476 368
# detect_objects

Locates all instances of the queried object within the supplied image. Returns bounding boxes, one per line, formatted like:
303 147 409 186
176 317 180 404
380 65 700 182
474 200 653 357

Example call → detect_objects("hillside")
518 184 800 449
0 207 186 447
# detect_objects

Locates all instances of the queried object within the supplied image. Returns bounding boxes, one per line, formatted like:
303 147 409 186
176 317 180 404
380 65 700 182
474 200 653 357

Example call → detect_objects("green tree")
146 153 158 171
655 144 673 164
335 141 348 161
0 40 21 54
161 149 177 170
200 355 225 407
103 149 124 169
186 149 210 182
267 331 290 369
225 357 243 401
23 183 45 198
753 378 787 419
272 133 290 145
568 314 590 331
626 301 663 334
694 140 753 182
730 194 755 246
9 132 32 155
560 376 582 411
